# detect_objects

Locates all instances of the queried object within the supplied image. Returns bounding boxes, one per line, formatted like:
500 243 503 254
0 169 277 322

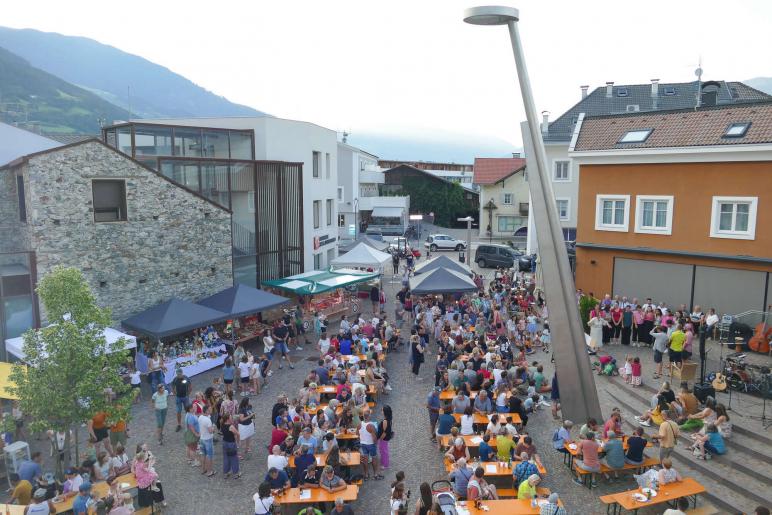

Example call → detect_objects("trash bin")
458 251 465 263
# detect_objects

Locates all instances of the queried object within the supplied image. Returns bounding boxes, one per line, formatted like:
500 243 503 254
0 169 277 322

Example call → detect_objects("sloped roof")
197 284 290 318
330 243 392 269
409 267 477 294
122 298 229 338
413 254 473 276
546 80 771 143
472 157 527 185
573 101 772 151
0 122 61 166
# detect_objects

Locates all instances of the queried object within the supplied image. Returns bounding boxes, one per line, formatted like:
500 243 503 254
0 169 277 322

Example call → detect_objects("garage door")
613 258 693 308
692 266 767 316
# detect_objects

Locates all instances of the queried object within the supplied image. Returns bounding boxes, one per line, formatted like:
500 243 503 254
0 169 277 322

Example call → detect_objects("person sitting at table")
336 385 352 404
298 427 318 454
478 434 494 462
662 498 690 515
513 452 540 489
253 482 275 515
579 418 599 439
466 467 499 501
265 466 291 494
449 458 473 499
602 431 625 481
602 412 624 439
451 391 470 414
507 395 528 428
71 482 93 515
691 423 726 460
515 436 543 470
538 493 566 515
485 413 502 437
552 419 574 455
436 407 455 441
572 432 601 487
517 474 542 500
625 427 647 466
473 390 493 415
319 465 347 493
26 487 56 515
495 427 515 461
268 444 290 471
299 461 322 488
459 406 475 436
445 438 470 463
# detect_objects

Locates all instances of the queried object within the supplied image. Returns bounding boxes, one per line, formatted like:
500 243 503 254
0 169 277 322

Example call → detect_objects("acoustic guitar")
748 304 771 354
712 372 728 392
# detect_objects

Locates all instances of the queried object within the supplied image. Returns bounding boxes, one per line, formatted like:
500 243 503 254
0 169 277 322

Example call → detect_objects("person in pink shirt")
602 412 624 439
610 307 623 344
573 432 601 487
632 307 644 347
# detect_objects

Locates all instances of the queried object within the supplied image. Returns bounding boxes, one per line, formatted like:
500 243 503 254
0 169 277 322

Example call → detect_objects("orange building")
569 102 772 316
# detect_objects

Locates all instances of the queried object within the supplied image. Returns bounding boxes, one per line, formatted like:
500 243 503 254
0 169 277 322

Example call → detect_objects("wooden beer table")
274 484 359 505
600 477 706 514
288 451 361 468
458 498 564 514
452 412 522 426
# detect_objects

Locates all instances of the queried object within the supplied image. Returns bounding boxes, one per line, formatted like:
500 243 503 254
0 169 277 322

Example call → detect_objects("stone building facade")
5 139 233 326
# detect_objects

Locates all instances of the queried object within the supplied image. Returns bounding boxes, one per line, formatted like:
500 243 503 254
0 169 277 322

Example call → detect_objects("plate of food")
568 443 577 450
641 488 657 497
632 493 649 502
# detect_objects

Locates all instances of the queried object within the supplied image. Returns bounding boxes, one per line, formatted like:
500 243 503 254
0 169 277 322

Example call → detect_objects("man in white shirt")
340 316 351 335
662 498 689 515
266 445 289 471
198 404 215 476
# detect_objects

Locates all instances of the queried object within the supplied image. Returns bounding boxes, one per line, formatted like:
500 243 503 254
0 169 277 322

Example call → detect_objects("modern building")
377 160 473 173
102 115 339 274
0 139 233 355
526 79 770 252
570 101 772 316
472 157 528 241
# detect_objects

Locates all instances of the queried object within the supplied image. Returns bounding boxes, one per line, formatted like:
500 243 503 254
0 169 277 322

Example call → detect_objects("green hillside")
0 46 128 133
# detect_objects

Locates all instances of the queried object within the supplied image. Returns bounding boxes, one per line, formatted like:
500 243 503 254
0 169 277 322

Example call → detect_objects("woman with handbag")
253 481 275 515
238 397 256 460
390 482 409 515
222 414 241 479
411 335 425 379
378 405 394 469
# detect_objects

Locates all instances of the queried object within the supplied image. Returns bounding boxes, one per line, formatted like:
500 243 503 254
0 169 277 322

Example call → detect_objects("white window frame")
337 186 344 202
502 193 513 205
555 197 570 222
325 152 331 179
709 196 757 240
634 195 673 235
553 160 571 182
247 191 255 213
595 194 630 232
313 200 321 229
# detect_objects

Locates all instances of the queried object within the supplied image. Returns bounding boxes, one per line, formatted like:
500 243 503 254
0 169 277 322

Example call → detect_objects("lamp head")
463 6 519 25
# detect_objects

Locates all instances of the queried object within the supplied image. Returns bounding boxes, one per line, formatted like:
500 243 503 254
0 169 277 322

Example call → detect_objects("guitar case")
694 383 716 404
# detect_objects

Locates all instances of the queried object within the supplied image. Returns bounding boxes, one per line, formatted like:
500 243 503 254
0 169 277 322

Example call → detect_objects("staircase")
598 374 772 514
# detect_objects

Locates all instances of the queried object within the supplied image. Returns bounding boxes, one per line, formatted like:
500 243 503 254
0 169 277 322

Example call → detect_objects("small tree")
579 295 599 332
9 267 133 477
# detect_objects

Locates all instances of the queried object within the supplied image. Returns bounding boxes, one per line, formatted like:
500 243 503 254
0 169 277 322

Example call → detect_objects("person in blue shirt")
265 467 291 490
448 458 473 498
695 423 725 459
602 431 626 480
296 427 317 454
293 450 316 487
551 420 573 455
17 452 42 483
72 482 93 515
473 391 493 414
436 408 456 439
339 337 353 356
426 389 442 441
479 434 494 462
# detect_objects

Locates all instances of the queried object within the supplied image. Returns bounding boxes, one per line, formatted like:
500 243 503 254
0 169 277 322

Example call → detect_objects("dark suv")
474 244 522 268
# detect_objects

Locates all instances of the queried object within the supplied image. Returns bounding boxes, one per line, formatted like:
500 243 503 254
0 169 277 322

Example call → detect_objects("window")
16 175 26 222
553 160 570 181
313 200 321 228
338 214 345 227
325 153 331 179
595 194 629 232
497 216 522 232
337 186 344 201
312 151 321 178
92 180 127 222
618 129 653 144
616 87 629 97
247 191 255 213
326 199 333 226
502 193 513 205
723 122 751 138
710 196 757 240
313 253 322 269
634 195 673 235
663 86 676 96
555 198 570 221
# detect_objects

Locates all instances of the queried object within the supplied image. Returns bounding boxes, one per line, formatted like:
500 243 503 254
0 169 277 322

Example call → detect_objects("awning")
413 255 472 276
0 362 25 400
4 327 137 361
338 235 389 253
197 284 290 318
262 269 380 296
122 298 229 339
330 243 392 270
409 267 478 295
371 207 404 218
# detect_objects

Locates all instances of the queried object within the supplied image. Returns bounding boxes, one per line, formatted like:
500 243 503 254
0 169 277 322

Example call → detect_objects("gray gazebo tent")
413 255 473 276
122 298 228 339
338 235 390 253
197 283 290 318
409 267 478 295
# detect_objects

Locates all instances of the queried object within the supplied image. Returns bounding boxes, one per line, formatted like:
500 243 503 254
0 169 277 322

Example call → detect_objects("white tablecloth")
162 345 227 384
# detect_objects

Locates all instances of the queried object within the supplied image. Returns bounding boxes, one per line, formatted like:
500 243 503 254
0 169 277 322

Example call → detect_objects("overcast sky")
4 0 771 146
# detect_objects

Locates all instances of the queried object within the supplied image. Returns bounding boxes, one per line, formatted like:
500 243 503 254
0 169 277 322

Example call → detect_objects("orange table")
274 484 359 505
0 505 25 515
563 437 653 468
334 429 360 440
603 477 706 515
459 499 564 514
445 458 546 476
52 473 137 513
439 434 497 449
453 412 522 426
440 390 512 401
312 401 374 415
288 451 361 468
318 385 375 397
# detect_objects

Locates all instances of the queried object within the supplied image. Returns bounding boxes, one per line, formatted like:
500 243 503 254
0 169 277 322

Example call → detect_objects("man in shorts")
272 320 294 370
88 412 113 456
198 404 215 477
171 369 192 432
358 411 382 480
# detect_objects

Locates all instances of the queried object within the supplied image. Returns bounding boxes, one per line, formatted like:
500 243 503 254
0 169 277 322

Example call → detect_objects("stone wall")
0 169 29 254
24 141 233 324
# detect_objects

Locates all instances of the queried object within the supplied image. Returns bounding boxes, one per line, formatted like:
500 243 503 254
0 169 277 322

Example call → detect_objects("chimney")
650 79 660 98
580 85 589 99
606 81 614 98
541 111 549 136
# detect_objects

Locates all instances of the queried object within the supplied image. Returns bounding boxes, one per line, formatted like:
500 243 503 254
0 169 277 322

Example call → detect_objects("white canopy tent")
4 326 137 361
330 243 392 271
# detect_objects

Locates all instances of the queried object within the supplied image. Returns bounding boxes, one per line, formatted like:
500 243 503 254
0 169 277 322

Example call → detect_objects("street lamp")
353 198 359 239
464 5 601 423
457 216 474 264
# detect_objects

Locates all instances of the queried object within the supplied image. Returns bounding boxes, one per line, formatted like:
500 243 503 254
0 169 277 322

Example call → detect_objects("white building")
132 116 339 271
472 157 528 241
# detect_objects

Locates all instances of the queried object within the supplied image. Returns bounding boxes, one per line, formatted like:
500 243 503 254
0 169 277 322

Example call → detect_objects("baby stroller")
431 480 458 515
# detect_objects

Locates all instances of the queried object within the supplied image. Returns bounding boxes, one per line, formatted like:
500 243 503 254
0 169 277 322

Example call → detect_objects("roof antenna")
127 85 132 120
342 131 349 143
694 57 703 109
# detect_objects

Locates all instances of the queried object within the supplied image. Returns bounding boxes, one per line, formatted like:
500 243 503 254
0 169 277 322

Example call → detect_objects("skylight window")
618 129 653 144
663 86 676 96
616 87 629 97
724 122 751 138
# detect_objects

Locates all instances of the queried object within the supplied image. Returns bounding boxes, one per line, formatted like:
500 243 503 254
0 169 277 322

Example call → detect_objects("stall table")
456 498 563 515
161 345 227 384
274 484 359 506
601 477 706 515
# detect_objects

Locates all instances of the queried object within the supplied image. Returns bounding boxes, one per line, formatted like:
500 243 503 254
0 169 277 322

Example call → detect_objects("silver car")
424 234 467 252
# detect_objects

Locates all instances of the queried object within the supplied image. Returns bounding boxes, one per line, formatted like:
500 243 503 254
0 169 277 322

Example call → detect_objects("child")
539 328 551 353
129 367 142 402
592 354 614 375
630 357 642 387
621 356 633 384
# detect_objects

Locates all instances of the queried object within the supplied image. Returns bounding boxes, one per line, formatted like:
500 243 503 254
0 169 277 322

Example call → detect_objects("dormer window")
616 87 629 97
723 122 751 138
662 86 676 96
618 129 653 144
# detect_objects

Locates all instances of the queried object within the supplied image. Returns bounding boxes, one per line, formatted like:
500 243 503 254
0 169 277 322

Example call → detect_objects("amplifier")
694 383 716 404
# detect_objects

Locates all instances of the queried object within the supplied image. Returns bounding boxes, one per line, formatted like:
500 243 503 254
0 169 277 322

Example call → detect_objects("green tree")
397 177 467 226
9 267 133 477
579 295 599 332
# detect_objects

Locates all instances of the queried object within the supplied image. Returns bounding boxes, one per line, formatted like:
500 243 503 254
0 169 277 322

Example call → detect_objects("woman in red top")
610 306 623 344
444 438 470 463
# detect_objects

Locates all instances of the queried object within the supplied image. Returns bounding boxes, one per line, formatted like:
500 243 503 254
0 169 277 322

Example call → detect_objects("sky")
3 0 771 148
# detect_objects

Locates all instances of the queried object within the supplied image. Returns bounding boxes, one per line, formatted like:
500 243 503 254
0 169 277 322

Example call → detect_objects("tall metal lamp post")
463 5 601 423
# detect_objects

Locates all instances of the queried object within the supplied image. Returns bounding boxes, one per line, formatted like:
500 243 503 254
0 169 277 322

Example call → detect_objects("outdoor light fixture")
464 5 602 423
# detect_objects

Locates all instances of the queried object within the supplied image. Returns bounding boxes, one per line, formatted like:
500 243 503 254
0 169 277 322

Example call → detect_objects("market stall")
413 254 473 276
330 243 392 272
409 267 478 295
262 269 380 329
338 235 390 253
4 327 137 361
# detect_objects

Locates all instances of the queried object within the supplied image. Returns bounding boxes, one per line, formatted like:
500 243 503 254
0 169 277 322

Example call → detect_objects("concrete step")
601 380 772 514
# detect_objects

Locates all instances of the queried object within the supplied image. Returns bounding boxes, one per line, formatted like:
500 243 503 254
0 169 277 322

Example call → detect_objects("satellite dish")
695 67 703 78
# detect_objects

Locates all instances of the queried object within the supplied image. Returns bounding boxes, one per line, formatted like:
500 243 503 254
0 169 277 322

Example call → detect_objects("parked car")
424 234 467 252
388 237 422 258
474 243 522 268
364 228 383 241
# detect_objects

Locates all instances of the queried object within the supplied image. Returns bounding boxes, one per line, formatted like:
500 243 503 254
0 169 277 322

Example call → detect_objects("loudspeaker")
694 383 716 404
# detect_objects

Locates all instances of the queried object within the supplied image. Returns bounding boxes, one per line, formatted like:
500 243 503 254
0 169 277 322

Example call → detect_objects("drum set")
709 352 772 397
